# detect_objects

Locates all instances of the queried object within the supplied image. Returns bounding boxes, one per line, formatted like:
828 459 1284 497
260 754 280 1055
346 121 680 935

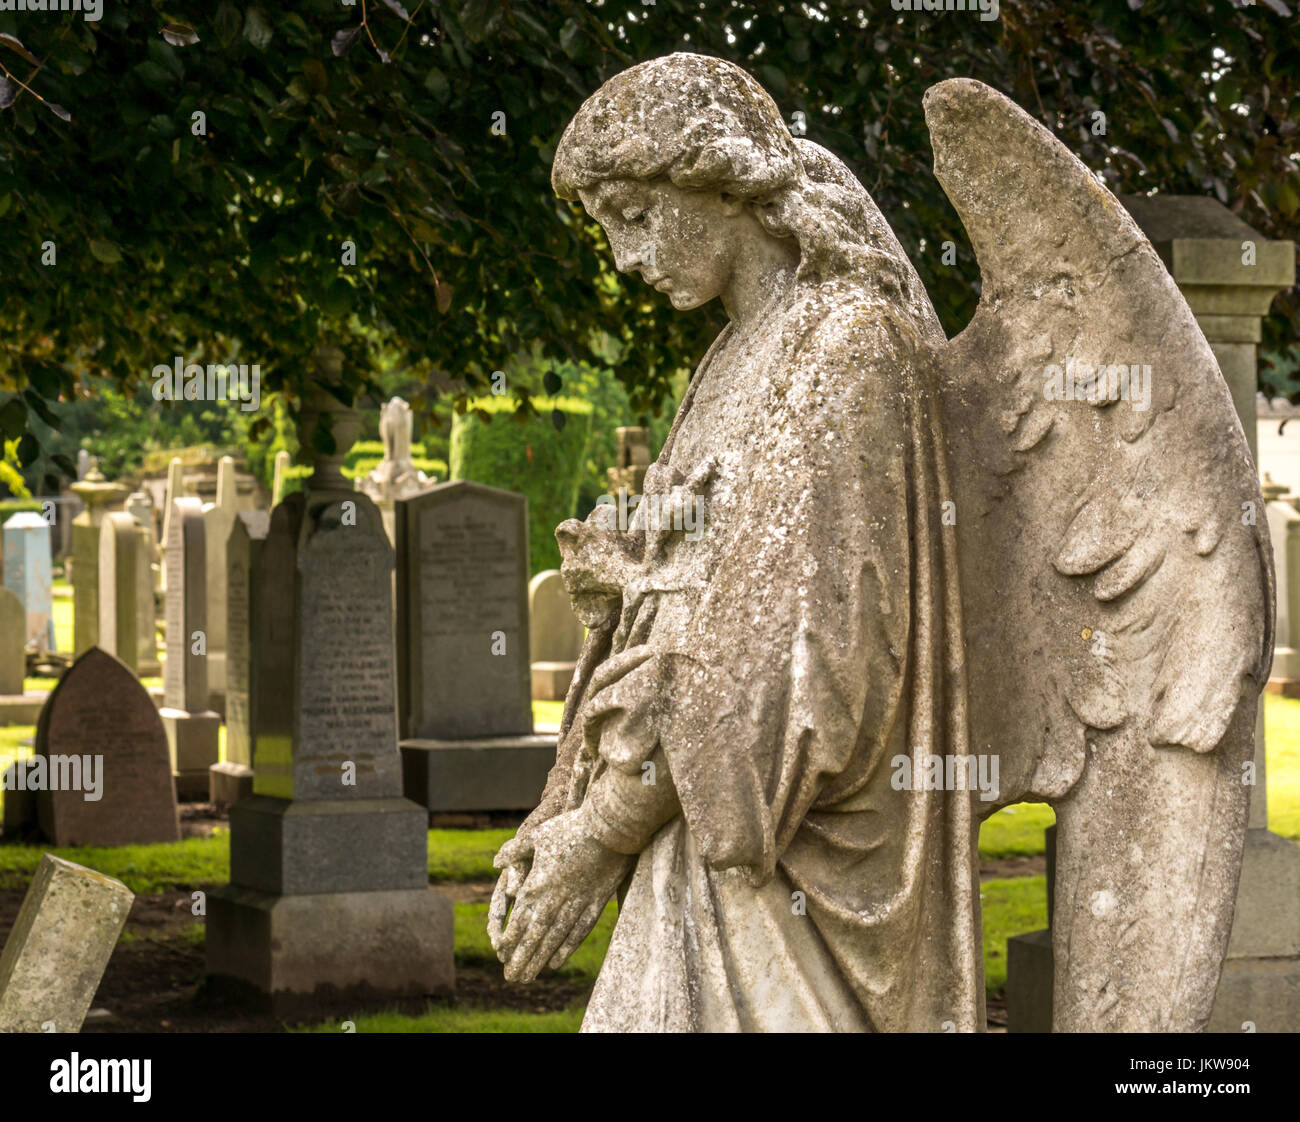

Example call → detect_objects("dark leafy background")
1 0 1296 487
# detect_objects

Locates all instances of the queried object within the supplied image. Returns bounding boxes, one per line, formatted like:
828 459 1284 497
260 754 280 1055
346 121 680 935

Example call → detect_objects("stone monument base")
401 734 558 812
160 707 221 802
208 762 253 808
229 795 430 895
531 660 576 701
205 884 454 1014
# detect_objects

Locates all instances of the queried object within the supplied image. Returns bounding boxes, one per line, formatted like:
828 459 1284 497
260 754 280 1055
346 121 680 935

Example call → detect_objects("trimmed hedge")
450 396 593 575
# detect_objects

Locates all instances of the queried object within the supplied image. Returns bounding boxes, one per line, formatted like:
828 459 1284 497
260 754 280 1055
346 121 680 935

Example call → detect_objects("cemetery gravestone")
96 512 139 674
160 497 220 801
529 568 585 701
606 426 650 496
0 854 133 1033
212 509 269 806
201 456 240 711
2 511 56 650
68 469 128 656
34 646 180 846
125 493 161 675
159 457 185 597
396 480 557 812
207 374 452 1010
0 588 24 695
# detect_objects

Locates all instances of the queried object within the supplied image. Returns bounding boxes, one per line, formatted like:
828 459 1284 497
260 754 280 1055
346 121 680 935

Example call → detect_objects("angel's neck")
722 236 800 329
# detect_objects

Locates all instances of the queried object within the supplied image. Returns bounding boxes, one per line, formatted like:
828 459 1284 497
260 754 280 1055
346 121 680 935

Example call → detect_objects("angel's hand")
495 810 632 983
487 834 534 957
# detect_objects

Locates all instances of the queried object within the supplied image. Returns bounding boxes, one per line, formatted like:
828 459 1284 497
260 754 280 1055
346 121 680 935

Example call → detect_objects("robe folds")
528 278 983 1032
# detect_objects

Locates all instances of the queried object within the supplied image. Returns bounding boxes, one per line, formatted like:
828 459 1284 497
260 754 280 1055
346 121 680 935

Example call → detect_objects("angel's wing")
922 79 1274 1031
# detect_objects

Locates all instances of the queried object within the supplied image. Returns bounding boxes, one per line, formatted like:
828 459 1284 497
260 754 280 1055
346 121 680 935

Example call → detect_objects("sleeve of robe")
581 296 929 887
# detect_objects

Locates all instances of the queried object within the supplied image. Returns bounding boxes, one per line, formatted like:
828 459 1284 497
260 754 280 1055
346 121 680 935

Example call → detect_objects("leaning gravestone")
68 468 128 656
0 854 133 1033
201 456 239 711
3 511 56 650
206 372 452 1010
96 512 140 674
34 646 180 846
395 481 556 812
160 497 220 801
0 587 24 696
211 509 269 806
528 569 585 701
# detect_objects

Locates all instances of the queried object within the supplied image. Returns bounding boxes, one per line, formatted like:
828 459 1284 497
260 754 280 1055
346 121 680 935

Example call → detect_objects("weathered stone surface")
208 761 254 808
394 481 532 740
0 588 24 695
34 647 179 846
97 511 139 673
0 854 133 1033
3 511 55 650
485 54 1272 1034
401 734 557 813
225 510 269 770
69 472 128 656
202 456 239 697
205 885 452 1013
161 497 219 796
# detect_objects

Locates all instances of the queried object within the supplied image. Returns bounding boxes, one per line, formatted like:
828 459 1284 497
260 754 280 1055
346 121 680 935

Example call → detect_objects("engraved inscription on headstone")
225 510 270 770
395 482 532 740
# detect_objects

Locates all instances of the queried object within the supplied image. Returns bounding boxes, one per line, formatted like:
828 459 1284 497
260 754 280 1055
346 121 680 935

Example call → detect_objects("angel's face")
578 178 744 311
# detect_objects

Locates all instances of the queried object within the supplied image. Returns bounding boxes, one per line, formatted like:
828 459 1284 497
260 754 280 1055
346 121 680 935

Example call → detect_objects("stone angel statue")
488 53 1273 1033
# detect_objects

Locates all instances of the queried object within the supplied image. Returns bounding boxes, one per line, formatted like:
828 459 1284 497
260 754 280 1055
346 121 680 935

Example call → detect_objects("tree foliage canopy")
1 0 1296 490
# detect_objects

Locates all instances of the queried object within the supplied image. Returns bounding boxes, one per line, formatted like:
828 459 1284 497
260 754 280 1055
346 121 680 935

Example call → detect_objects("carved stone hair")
552 52 926 305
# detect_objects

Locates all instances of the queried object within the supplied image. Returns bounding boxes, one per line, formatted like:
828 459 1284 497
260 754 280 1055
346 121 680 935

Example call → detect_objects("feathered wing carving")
921 79 1274 1031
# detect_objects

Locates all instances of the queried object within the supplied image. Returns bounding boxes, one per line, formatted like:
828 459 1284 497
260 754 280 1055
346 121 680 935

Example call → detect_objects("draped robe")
524 277 983 1032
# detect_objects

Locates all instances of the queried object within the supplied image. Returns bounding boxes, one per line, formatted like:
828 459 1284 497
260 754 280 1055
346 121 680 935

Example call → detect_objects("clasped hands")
487 806 633 983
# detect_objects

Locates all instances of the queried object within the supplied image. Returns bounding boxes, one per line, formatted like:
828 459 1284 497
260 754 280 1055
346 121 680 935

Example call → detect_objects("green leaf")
22 390 60 430
244 8 273 51
543 369 562 396
0 397 26 440
214 2 242 47
16 432 39 468
89 238 122 264
160 24 200 48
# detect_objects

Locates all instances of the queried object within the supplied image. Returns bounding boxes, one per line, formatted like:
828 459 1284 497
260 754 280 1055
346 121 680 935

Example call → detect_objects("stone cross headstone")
0 587 24 695
2 510 55 650
68 470 128 656
359 397 431 544
96 512 140 673
0 854 133 1033
201 456 239 706
207 371 452 1010
160 497 220 800
214 509 270 807
528 569 585 701
271 449 291 507
33 646 180 845
394 480 532 739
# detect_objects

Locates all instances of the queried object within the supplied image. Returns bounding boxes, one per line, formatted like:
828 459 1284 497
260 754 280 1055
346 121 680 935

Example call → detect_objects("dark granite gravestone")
33 647 179 846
